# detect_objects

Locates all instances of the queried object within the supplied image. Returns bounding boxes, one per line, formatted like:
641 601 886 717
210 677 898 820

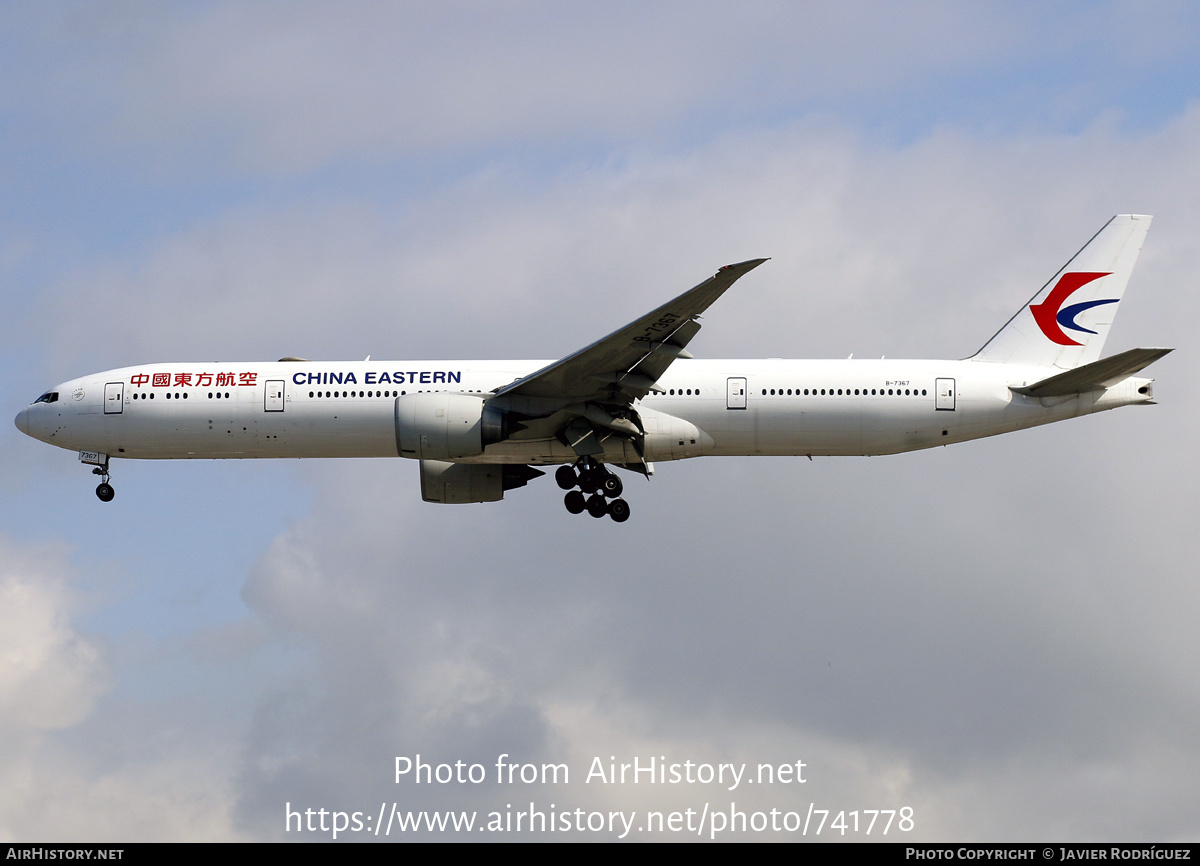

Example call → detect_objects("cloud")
0 539 105 739
17 1 1194 176
0 536 256 842
30 103 1200 377
6 0 1200 843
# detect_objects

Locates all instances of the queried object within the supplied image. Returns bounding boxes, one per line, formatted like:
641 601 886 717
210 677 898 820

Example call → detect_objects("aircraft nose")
14 407 30 436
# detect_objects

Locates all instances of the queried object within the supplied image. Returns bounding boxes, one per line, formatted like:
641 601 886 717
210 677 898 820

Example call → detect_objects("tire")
585 494 608 518
96 483 115 503
601 473 623 497
564 490 585 514
608 498 630 523
555 465 578 490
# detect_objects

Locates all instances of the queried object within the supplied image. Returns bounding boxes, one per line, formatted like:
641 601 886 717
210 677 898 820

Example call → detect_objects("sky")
2 0 1199 842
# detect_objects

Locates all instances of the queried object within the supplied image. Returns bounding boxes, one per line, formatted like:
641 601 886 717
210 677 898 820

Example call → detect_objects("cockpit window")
33 392 59 404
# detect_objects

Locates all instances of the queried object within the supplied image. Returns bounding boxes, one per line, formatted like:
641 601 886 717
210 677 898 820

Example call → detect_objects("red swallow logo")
1030 272 1116 346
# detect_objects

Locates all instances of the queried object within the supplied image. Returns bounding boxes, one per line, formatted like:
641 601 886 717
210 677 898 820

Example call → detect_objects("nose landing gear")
81 452 115 502
95 478 115 502
557 459 630 522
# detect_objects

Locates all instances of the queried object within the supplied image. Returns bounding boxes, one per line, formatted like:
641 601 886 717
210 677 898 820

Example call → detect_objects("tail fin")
970 214 1151 369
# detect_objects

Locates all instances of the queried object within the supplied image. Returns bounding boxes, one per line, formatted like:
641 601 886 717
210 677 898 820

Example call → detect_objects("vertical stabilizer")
970 214 1151 369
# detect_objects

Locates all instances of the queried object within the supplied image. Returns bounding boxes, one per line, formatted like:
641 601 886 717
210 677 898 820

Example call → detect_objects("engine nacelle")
394 392 506 460
419 460 544 503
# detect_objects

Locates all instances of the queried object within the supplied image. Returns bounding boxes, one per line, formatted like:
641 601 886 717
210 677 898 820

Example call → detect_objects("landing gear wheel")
96 482 115 503
555 465 578 490
578 471 600 495
564 490 585 514
600 473 623 497
585 494 608 518
607 498 630 523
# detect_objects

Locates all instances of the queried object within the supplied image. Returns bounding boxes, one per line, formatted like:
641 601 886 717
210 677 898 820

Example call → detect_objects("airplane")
15 214 1170 523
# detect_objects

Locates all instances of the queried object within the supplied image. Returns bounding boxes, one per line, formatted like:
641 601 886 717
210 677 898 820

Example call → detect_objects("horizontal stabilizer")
1011 347 1172 397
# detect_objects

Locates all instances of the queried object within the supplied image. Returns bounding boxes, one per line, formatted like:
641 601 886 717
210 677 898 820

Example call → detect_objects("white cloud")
6 0 1200 843
16 2 1184 174
0 536 255 842
0 540 105 738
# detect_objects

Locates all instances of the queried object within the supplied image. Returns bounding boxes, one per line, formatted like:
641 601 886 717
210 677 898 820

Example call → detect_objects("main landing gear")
556 459 630 522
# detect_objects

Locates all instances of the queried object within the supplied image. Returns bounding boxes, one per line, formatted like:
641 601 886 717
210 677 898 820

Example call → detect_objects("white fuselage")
15 358 1153 465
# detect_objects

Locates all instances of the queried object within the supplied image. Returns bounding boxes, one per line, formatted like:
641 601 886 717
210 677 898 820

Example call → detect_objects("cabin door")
104 382 123 414
935 378 956 411
726 377 747 410
265 380 285 412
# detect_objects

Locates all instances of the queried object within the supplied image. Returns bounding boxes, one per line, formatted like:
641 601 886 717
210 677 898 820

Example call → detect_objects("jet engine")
394 392 508 460
419 460 544 503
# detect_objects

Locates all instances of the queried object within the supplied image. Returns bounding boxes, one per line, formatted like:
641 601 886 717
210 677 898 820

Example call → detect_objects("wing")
494 258 768 402
485 258 768 463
